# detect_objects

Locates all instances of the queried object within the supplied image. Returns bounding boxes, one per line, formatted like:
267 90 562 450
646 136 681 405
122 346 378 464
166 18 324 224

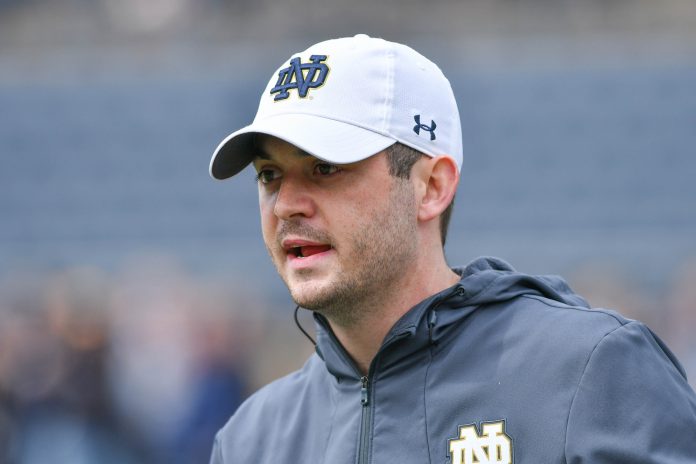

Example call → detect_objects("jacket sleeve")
565 321 696 463
209 433 224 464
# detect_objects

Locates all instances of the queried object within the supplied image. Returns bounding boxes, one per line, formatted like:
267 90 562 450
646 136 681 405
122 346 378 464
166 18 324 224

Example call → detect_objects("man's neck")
327 262 461 375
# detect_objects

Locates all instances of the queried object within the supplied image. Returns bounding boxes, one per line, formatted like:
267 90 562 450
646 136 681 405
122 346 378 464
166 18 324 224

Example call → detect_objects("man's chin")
287 279 336 311
288 285 324 308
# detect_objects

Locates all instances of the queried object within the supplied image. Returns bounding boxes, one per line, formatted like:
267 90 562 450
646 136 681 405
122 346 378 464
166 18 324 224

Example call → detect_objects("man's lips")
281 239 333 259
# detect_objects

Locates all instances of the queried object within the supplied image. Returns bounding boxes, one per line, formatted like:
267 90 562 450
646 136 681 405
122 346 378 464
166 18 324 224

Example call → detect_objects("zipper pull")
360 376 370 406
428 310 438 343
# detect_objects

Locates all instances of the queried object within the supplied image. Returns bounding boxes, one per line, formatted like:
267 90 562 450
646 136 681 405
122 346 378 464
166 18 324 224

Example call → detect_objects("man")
208 35 696 463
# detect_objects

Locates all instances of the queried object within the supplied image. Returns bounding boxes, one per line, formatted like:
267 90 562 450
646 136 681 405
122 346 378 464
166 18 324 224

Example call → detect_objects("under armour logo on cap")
413 114 437 141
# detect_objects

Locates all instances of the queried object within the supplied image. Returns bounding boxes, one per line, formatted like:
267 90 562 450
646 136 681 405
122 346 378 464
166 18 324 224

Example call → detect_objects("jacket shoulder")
512 293 634 346
515 294 688 375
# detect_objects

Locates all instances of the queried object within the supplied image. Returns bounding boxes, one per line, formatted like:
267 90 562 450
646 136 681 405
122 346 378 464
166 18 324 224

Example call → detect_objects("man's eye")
255 169 280 184
315 163 339 176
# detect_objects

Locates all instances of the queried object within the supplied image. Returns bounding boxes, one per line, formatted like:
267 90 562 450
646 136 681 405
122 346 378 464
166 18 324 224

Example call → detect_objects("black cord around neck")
294 305 316 346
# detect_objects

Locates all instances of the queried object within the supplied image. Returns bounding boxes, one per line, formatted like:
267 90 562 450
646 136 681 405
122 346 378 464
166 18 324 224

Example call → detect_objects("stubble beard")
275 178 418 328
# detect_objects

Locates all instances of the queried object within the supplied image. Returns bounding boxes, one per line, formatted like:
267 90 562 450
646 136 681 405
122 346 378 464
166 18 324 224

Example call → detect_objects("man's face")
253 136 419 324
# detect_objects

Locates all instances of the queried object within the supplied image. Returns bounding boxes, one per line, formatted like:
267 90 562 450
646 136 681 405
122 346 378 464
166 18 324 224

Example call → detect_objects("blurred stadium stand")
1 49 694 293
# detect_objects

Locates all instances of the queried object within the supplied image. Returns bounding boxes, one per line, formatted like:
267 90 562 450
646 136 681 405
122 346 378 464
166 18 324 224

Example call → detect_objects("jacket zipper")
353 328 423 464
359 285 464 463
316 314 446 464
358 375 371 464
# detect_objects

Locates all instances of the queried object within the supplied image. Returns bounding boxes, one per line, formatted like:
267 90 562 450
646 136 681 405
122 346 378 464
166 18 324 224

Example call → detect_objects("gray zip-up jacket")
211 257 696 463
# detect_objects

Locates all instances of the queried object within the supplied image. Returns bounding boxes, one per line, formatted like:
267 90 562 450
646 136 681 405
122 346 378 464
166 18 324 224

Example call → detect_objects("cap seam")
382 42 395 134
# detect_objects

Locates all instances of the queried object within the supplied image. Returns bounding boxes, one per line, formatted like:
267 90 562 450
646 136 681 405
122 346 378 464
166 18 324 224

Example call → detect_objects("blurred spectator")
167 285 252 464
0 269 141 464
0 259 270 464
667 257 696 389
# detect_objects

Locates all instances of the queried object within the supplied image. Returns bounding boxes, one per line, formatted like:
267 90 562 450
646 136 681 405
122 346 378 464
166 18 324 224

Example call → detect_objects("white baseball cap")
210 34 462 180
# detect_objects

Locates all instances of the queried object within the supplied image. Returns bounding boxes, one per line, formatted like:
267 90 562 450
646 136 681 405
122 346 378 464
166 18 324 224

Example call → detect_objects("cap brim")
209 113 396 180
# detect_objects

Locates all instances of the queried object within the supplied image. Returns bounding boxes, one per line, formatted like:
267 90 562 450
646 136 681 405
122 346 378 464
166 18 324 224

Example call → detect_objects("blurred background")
1 0 695 462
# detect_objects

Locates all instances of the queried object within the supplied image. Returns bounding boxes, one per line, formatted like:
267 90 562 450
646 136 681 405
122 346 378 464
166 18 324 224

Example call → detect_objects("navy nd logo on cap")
210 34 462 180
270 55 330 101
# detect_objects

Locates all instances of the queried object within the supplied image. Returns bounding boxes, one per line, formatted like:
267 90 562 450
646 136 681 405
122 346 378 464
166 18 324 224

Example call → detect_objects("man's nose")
273 175 316 220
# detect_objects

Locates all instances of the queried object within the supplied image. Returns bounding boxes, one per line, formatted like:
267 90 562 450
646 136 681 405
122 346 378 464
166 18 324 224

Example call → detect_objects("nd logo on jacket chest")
448 420 513 464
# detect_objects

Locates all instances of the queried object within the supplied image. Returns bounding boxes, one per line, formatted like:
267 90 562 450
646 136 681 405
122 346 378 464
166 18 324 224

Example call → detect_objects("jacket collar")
313 278 473 381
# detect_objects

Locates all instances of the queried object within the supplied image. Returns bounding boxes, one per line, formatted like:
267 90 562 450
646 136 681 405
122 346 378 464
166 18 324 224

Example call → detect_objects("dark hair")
384 142 455 247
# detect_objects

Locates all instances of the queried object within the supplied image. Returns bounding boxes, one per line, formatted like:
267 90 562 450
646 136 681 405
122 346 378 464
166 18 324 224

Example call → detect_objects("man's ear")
414 155 459 223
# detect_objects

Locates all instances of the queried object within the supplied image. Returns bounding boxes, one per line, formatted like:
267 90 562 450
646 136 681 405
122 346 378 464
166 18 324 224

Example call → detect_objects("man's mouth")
281 238 334 261
288 244 332 258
